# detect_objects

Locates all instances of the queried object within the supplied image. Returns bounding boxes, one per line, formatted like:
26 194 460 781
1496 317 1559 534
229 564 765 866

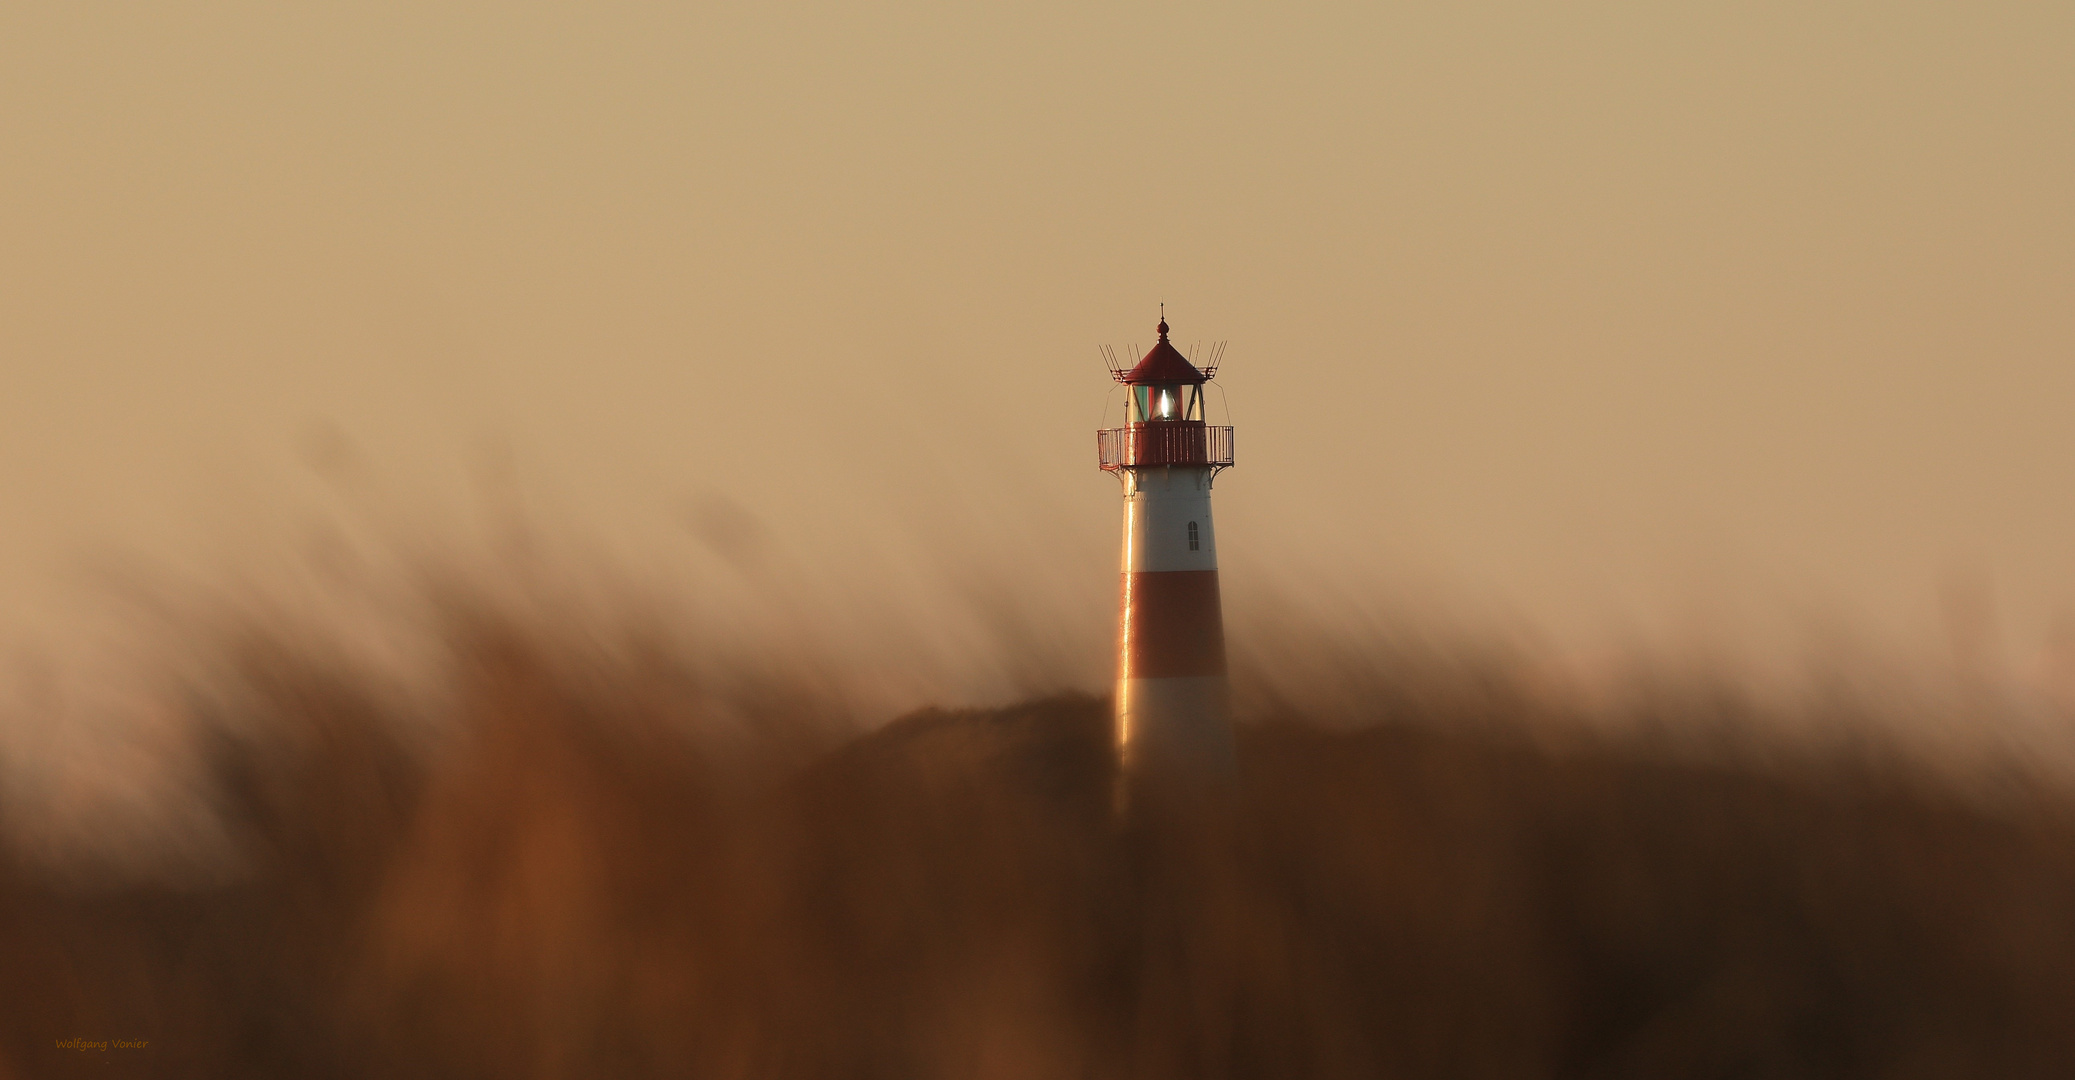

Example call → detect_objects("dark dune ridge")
6 608 2075 1079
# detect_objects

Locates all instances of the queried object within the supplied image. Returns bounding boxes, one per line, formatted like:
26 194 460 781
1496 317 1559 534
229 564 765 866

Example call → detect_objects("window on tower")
1188 521 1200 550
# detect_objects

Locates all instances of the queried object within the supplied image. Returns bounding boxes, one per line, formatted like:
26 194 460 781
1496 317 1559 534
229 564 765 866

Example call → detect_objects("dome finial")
1157 302 1169 341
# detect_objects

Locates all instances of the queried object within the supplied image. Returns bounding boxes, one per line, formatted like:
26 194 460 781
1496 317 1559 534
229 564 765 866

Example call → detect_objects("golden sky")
3 1 2072 695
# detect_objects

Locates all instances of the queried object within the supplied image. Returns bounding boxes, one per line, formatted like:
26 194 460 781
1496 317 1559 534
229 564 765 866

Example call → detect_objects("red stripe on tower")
1119 570 1227 679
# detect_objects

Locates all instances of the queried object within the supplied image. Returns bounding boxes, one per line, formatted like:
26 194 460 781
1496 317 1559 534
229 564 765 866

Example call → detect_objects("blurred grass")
5 610 2075 1079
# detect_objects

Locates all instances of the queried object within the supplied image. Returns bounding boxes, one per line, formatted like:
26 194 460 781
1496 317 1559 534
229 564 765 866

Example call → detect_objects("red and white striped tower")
1098 317 1236 774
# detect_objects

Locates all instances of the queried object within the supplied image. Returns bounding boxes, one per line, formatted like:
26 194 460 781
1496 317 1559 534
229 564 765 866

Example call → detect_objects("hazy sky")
4 1 2073 696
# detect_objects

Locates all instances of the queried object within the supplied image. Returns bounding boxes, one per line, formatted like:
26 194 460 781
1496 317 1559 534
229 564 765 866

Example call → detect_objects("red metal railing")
1097 422 1234 470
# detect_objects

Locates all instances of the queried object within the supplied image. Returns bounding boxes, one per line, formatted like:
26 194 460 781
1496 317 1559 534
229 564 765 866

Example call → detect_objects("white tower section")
1098 319 1235 775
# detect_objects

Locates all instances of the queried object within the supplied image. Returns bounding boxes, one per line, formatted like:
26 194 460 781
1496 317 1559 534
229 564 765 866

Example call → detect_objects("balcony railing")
1097 422 1234 470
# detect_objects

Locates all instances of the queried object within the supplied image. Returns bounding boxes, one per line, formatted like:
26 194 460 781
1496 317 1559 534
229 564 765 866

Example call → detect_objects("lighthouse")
1099 317 1236 775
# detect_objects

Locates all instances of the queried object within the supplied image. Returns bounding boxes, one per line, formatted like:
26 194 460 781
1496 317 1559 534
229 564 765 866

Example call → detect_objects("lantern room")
1117 319 1209 426
1126 381 1204 424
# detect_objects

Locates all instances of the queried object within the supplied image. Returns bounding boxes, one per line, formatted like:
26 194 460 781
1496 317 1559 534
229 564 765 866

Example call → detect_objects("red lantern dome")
1119 320 1208 385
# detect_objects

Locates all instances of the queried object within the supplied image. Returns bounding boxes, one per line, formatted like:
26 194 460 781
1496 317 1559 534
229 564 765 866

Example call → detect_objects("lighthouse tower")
1099 317 1236 774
